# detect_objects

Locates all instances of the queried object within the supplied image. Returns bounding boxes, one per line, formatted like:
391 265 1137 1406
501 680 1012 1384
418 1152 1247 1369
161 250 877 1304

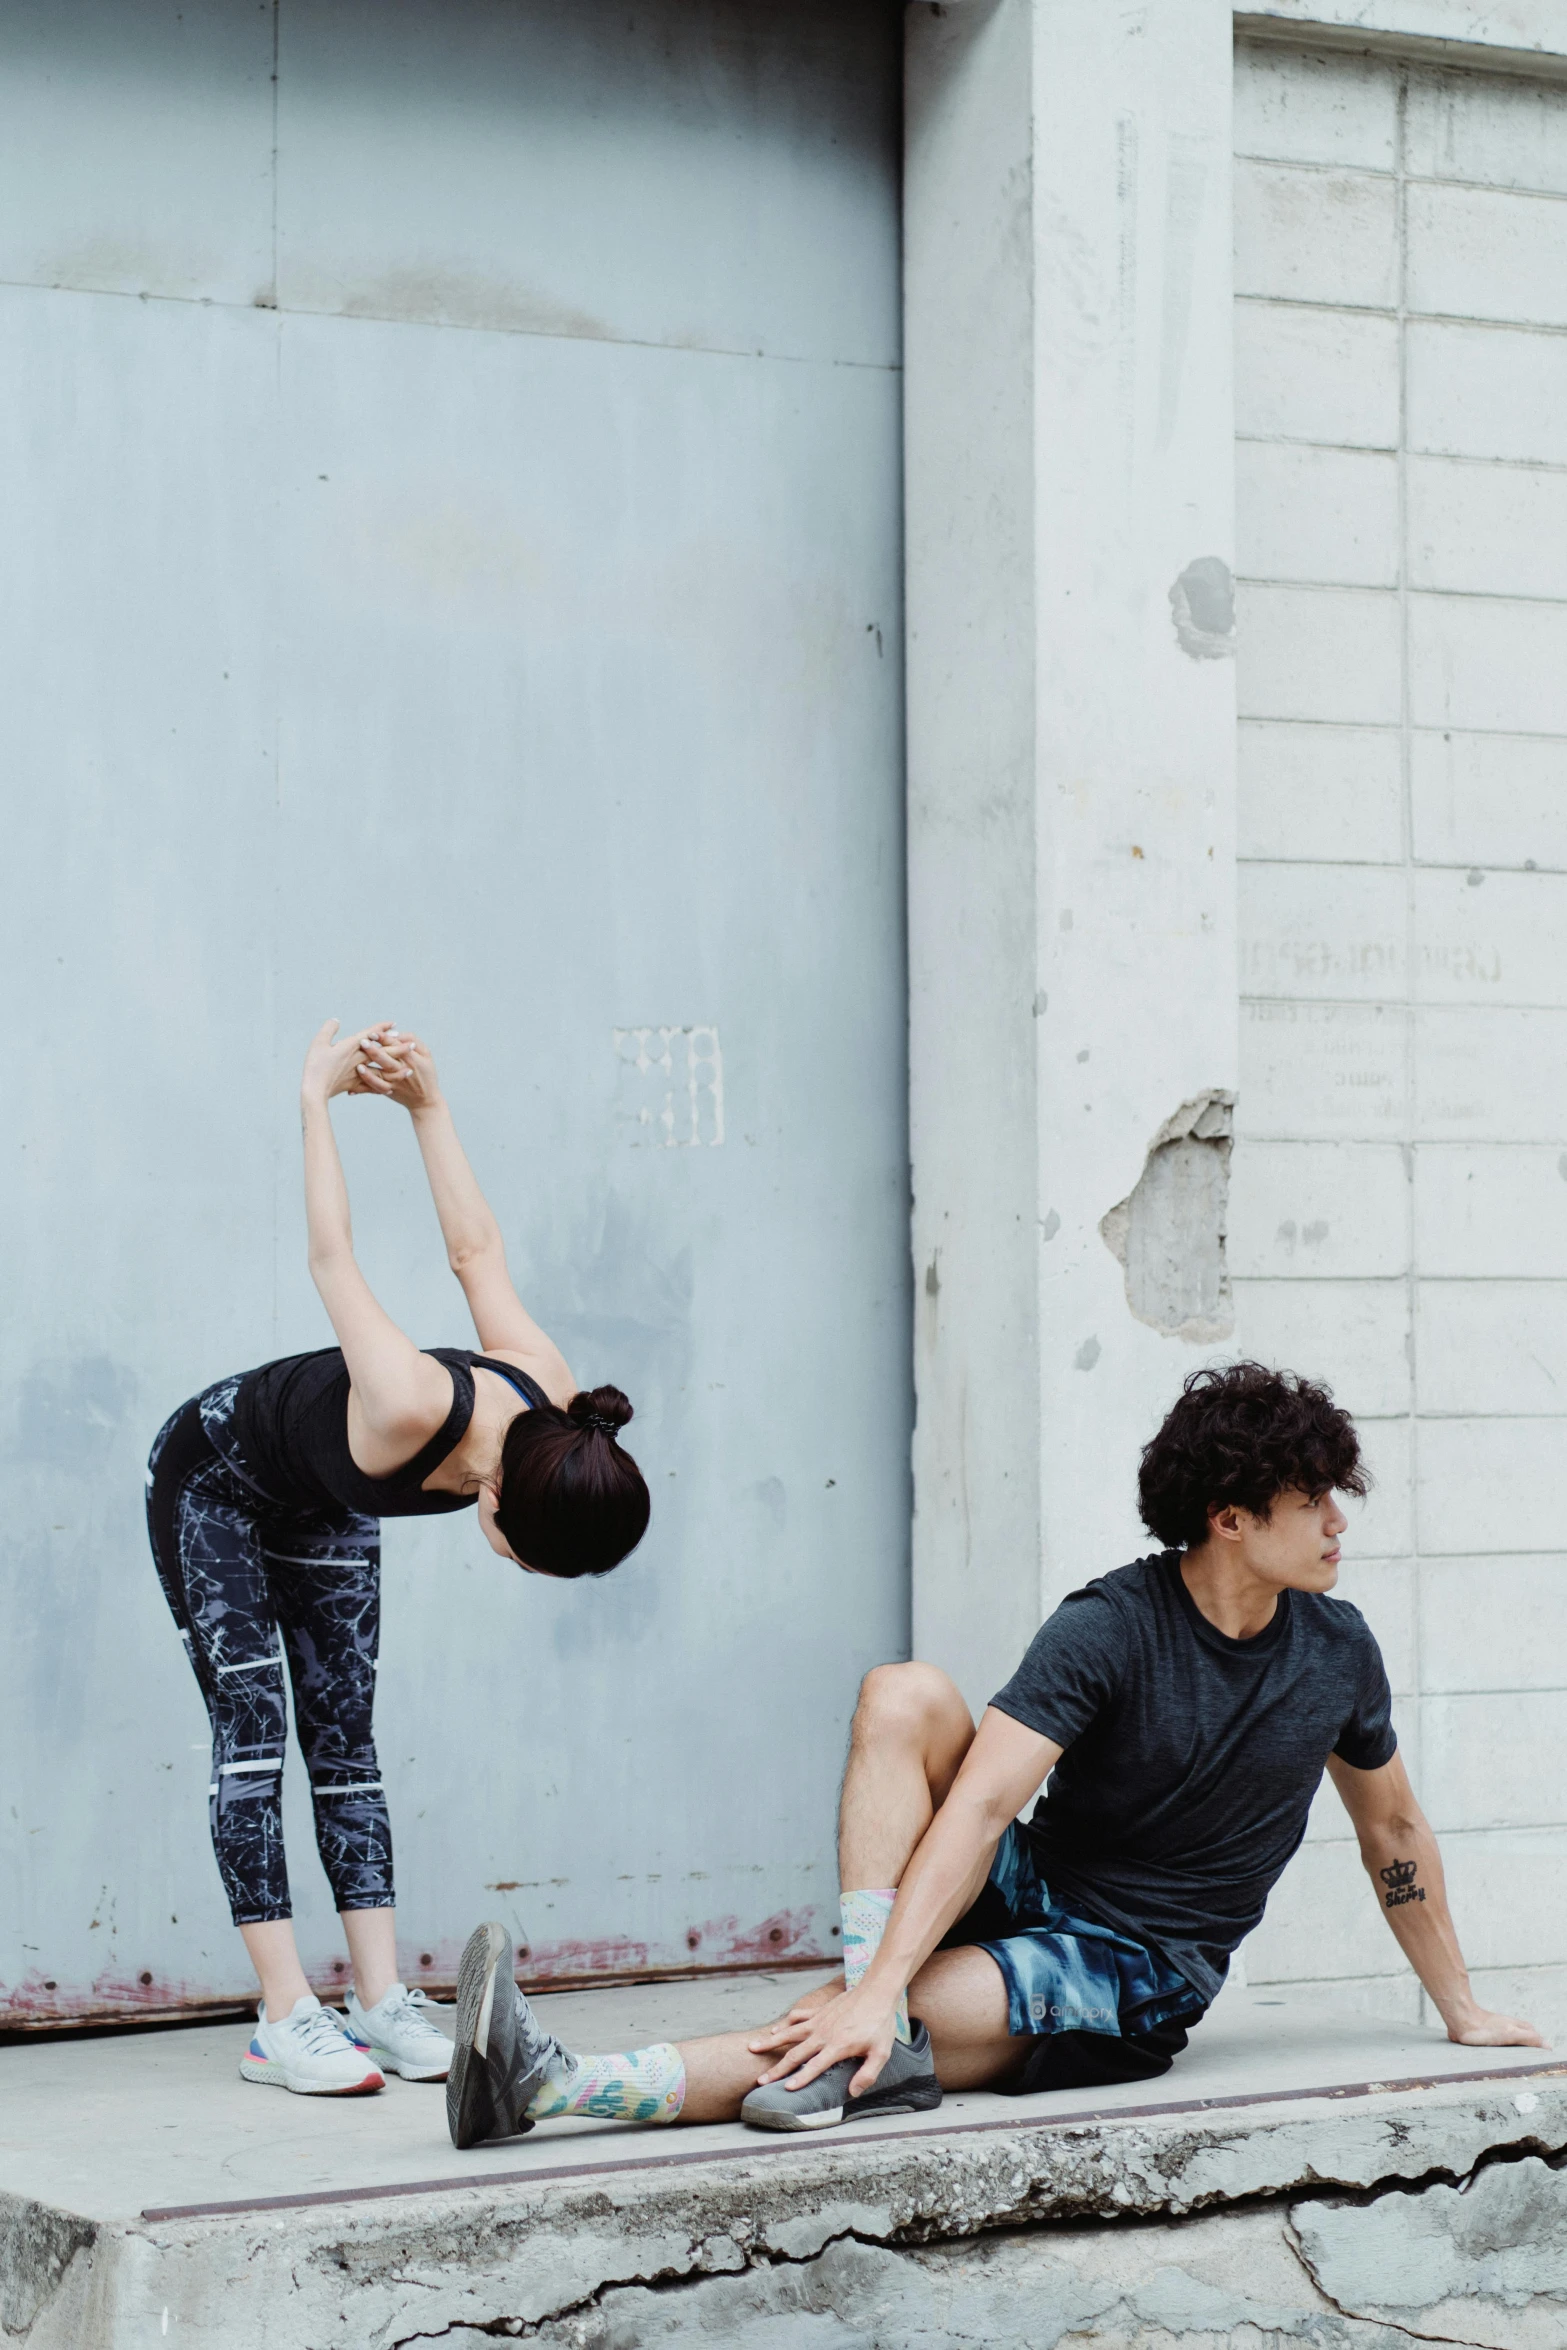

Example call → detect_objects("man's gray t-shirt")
990 1552 1397 2003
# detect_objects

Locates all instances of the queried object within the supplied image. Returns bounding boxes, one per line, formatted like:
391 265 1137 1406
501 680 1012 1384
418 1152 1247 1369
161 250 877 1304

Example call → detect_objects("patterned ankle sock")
840 1887 911 2043
524 2042 686 2125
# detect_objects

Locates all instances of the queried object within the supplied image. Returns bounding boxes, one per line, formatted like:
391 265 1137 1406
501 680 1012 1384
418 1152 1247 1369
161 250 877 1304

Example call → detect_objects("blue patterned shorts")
950 1823 1208 2043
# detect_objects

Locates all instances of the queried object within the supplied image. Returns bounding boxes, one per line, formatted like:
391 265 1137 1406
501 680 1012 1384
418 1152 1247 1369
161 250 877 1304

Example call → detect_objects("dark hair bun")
567 1385 634 1437
495 1382 649 1578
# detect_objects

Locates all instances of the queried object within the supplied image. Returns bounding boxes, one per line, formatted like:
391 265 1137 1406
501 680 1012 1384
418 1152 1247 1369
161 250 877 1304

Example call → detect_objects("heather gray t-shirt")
990 1552 1397 2002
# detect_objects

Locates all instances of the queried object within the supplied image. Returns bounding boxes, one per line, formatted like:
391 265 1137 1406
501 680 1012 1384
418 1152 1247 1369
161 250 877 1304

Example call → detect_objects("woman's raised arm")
363 1030 573 1400
299 1021 454 1455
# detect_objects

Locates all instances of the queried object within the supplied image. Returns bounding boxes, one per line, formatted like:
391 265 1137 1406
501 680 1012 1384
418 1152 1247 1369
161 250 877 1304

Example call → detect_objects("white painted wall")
907 0 1567 2035
1232 35 1567 2028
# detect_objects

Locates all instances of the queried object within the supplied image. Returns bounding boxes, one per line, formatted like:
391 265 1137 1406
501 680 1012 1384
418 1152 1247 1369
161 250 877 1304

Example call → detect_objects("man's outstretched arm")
1327 1751 1545 2048
750 1707 1062 2095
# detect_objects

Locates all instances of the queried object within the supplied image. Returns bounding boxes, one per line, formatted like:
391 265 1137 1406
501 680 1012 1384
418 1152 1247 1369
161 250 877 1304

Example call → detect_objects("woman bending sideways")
145 1022 649 2097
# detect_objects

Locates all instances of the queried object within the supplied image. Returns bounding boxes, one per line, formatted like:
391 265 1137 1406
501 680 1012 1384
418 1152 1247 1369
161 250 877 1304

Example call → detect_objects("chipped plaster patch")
1169 556 1236 660
1101 1091 1236 1342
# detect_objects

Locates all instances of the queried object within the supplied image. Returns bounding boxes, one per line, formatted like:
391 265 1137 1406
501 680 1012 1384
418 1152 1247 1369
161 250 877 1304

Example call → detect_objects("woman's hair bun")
496 1380 648 1577
568 1384 634 1438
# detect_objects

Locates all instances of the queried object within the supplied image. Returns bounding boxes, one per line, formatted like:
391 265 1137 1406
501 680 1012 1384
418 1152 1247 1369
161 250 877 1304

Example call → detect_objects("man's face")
1213 1487 1347 1593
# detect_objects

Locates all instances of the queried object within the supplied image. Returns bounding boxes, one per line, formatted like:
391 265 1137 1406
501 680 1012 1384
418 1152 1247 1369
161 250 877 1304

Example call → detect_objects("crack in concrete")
382 2227 869 2340
385 2225 876 2347
382 2136 1567 2348
1287 2141 1567 2349
1284 2226 1496 2350
1284 2128 1567 2216
17 2085 1566 2344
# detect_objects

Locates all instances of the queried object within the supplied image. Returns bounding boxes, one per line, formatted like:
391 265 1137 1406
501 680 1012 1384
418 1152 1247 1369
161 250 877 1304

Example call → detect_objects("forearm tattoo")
1380 1858 1426 1909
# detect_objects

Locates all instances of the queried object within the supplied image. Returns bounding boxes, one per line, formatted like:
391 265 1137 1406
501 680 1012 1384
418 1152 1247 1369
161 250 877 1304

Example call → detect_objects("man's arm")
751 1708 1062 2094
1327 1751 1545 2048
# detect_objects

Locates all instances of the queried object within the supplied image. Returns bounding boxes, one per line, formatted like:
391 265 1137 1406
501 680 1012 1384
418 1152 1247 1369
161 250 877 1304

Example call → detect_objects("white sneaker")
239 1994 385 2095
344 1982 453 2082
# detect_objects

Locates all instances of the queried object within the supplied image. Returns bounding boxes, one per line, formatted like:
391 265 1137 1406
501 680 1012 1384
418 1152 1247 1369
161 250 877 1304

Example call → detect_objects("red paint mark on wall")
0 1963 229 2029
682 1908 825 1966
523 1933 654 1982
2 1909 836 2032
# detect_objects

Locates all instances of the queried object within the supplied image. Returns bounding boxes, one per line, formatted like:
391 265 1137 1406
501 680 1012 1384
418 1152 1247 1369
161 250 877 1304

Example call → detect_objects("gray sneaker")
740 2020 942 2132
446 1922 564 2150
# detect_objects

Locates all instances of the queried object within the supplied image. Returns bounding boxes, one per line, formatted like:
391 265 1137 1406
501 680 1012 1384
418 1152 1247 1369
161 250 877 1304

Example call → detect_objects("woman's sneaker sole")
365 2045 450 2083
239 2053 385 2095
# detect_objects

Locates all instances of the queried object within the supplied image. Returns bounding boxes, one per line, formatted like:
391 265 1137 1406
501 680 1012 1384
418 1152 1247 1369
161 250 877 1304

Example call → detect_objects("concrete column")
905 0 1238 1715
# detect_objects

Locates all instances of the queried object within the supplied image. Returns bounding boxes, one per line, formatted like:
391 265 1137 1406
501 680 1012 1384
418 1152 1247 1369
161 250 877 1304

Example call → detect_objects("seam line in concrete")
1243 996 1567 1014
137 2060 1567 2223
0 273 900 372
1237 292 1567 337
1239 578 1567 608
1239 438 1567 474
1241 718 1567 741
1236 153 1567 203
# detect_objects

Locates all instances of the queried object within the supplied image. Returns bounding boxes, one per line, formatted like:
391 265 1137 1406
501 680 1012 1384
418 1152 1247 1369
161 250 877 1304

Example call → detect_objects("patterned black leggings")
145 1379 393 1926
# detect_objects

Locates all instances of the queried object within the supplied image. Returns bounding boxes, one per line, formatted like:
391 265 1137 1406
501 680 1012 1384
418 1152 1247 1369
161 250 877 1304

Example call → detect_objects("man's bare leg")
713 1659 980 2049
675 1665 1003 2121
451 1663 1009 2141
831 1662 978 2039
838 1662 977 1886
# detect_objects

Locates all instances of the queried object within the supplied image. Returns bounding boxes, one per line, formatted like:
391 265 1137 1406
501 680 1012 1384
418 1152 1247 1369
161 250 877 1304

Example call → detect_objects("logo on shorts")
1030 1997 1114 2025
1379 1859 1424 1907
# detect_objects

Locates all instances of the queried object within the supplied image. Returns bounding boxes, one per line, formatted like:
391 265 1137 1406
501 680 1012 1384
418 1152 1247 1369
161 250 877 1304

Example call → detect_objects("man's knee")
853 1661 969 1747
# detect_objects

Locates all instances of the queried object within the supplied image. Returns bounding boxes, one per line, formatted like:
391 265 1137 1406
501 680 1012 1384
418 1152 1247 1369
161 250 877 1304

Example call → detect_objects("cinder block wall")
1230 38 1567 2030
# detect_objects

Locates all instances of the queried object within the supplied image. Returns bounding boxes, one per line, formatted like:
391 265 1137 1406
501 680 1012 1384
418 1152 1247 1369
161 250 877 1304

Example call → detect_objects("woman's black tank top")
226 1347 550 1519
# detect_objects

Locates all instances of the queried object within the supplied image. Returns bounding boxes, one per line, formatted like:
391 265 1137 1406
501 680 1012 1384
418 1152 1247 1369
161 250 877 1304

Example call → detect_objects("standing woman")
145 1021 650 2096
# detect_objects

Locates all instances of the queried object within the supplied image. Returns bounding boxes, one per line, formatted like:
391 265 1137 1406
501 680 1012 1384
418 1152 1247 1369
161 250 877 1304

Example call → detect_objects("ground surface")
9 1974 1567 2348
0 1966 1555 2222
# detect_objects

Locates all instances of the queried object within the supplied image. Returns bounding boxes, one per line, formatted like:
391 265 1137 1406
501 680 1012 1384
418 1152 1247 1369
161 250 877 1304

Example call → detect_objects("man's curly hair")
1138 1362 1368 1551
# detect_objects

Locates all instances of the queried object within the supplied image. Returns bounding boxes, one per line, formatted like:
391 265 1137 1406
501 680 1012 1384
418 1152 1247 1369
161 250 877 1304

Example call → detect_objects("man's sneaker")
344 1983 452 2082
740 2020 942 2132
239 1994 385 2095
446 1921 564 2149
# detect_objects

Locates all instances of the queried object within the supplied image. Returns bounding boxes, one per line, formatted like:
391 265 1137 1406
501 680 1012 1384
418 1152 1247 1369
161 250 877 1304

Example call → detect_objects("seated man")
446 1363 1542 2146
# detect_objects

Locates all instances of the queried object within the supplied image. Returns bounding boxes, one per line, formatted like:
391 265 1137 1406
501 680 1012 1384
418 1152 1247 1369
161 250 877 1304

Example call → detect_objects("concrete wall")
905 0 1240 1720
0 0 909 2022
1232 32 1567 2030
8 0 1566 2043
907 0 1567 2027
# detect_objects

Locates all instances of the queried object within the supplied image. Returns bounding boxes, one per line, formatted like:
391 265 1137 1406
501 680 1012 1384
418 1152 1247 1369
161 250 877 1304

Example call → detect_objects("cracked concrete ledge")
9 2073 1567 2348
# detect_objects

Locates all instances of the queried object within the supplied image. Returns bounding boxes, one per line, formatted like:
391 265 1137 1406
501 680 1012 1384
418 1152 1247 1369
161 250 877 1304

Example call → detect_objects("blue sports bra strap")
470 1356 551 1413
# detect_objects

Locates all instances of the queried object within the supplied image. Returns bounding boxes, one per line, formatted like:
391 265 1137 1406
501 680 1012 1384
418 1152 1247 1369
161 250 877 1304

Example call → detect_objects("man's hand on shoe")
746 1981 901 2099
760 1974 843 2037
1443 2004 1548 2049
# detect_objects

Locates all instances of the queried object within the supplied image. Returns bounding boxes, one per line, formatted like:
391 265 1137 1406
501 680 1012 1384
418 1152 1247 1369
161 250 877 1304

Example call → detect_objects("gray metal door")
0 0 907 2022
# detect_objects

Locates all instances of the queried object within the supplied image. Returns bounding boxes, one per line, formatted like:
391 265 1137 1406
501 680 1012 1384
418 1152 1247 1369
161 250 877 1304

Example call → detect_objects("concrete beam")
1238 2 1567 78
905 0 1238 1713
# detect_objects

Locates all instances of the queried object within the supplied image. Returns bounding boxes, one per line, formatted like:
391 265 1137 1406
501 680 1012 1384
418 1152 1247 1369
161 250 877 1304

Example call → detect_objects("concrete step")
3 1971 1562 2346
